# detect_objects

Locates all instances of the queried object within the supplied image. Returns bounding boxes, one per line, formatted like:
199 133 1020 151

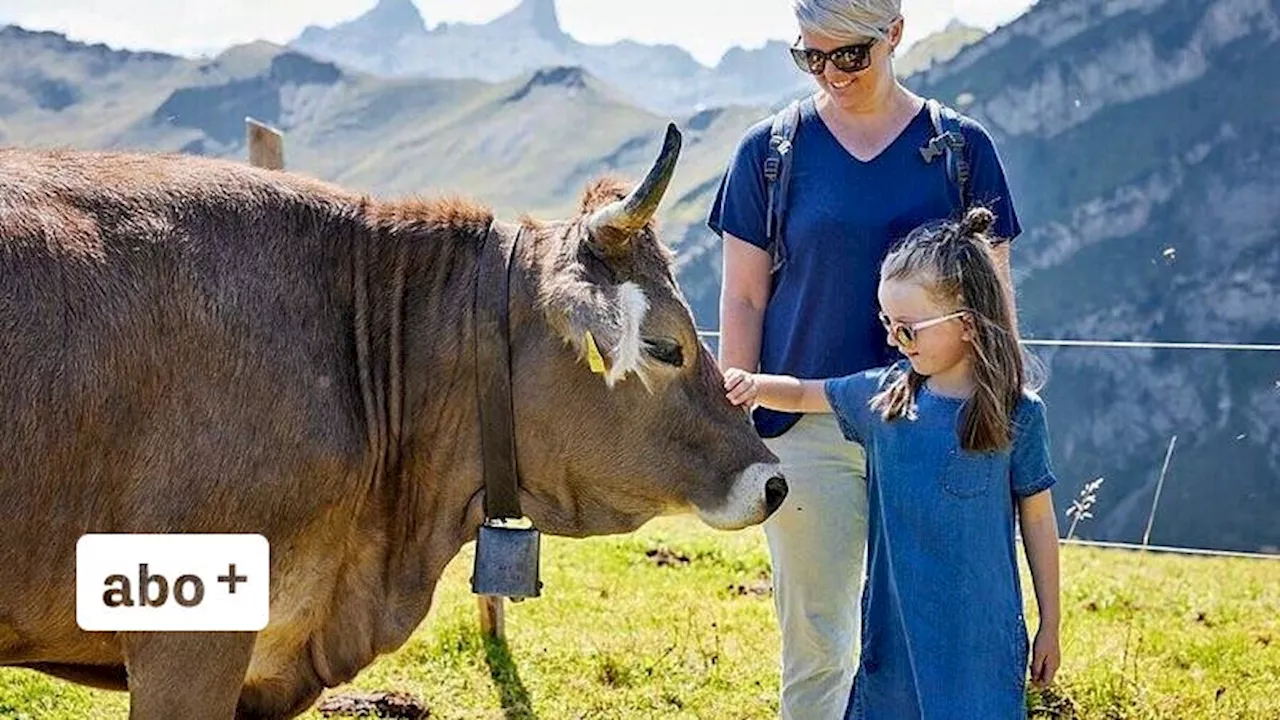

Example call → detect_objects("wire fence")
697 330 1280 353
696 330 1280 561
1055 538 1280 561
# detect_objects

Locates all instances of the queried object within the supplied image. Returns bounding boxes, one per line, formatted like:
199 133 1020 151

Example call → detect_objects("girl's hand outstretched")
723 368 759 407
1030 625 1060 688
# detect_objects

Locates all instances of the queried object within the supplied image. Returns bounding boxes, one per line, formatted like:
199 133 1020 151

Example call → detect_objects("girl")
724 207 1060 719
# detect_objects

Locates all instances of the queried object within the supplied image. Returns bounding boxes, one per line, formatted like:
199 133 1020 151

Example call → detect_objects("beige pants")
763 413 869 720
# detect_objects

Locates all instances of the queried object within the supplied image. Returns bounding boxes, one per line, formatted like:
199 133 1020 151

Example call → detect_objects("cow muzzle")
695 462 789 530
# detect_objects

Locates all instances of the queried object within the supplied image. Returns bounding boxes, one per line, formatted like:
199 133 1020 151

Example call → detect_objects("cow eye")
643 338 684 367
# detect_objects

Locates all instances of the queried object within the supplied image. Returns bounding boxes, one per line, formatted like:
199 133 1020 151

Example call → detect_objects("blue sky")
0 0 1035 66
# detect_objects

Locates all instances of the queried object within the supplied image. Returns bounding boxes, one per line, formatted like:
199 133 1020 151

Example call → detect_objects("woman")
706 1 1023 717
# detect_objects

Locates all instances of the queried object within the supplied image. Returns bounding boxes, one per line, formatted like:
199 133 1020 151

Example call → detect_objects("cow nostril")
764 476 788 515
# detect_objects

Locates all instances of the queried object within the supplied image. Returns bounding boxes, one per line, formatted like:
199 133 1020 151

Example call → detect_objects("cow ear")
546 280 651 389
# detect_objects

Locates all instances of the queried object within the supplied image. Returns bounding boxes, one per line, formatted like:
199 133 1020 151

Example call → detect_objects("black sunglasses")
789 36 878 75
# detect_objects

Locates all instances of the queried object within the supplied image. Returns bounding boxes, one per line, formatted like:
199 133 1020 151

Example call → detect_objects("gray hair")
791 0 902 42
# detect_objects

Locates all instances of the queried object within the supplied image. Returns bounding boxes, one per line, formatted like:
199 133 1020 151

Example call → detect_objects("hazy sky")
0 0 1034 66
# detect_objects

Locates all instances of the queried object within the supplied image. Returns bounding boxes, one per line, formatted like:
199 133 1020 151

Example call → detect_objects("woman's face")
797 18 902 109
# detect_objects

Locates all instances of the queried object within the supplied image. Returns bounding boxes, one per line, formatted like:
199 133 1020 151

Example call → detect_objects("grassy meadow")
2 516 1278 719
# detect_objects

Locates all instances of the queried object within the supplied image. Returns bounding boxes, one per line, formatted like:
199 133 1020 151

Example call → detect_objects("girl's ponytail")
957 206 995 240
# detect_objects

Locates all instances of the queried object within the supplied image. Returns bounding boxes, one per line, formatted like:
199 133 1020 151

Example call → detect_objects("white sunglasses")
878 310 968 349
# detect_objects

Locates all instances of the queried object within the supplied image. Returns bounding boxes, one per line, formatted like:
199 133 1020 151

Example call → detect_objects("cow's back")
0 148 371 664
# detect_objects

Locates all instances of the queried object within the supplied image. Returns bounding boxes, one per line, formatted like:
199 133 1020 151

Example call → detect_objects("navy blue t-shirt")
707 95 1022 438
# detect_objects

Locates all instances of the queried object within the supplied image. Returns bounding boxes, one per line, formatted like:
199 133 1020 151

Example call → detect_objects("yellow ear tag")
584 331 606 375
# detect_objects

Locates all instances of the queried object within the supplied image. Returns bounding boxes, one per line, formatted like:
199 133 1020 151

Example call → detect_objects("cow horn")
587 123 683 238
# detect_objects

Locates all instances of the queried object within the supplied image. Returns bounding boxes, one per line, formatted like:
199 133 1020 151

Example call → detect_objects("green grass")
3 517 1279 719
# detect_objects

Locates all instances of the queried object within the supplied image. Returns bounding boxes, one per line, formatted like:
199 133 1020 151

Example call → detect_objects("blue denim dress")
824 362 1057 719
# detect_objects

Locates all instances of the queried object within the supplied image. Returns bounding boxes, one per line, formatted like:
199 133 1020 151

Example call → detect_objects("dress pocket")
1009 613 1031 689
941 448 1001 498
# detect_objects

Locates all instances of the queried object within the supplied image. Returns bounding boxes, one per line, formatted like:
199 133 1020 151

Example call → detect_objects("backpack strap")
920 98 971 212
764 99 801 274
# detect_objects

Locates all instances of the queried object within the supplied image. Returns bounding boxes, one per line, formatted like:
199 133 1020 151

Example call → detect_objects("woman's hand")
723 368 759 408
1030 624 1060 688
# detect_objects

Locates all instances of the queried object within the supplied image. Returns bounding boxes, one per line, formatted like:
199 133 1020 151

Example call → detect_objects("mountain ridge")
287 0 985 115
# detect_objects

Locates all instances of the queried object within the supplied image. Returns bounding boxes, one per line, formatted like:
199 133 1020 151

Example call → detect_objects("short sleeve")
960 116 1022 244
1011 394 1057 497
823 366 893 444
705 118 772 251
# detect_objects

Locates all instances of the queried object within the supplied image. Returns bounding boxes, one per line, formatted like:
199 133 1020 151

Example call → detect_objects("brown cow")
0 126 787 719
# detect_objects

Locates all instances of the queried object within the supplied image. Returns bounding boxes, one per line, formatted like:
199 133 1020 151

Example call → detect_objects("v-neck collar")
807 94 928 165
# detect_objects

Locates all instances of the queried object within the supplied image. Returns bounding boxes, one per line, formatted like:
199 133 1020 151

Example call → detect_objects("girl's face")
796 19 901 110
877 277 972 377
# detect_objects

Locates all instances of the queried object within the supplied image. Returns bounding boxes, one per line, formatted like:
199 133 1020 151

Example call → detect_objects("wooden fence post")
245 117 284 170
478 595 504 640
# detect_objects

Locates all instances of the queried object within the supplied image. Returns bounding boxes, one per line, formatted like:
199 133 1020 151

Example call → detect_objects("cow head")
507 125 787 537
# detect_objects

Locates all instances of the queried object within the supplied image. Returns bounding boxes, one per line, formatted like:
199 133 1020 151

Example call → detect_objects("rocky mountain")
289 0 981 116
0 24 764 261
902 0 1280 552
0 26 198 148
289 0 800 115
291 0 430 76
892 19 988 77
1 0 1276 552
